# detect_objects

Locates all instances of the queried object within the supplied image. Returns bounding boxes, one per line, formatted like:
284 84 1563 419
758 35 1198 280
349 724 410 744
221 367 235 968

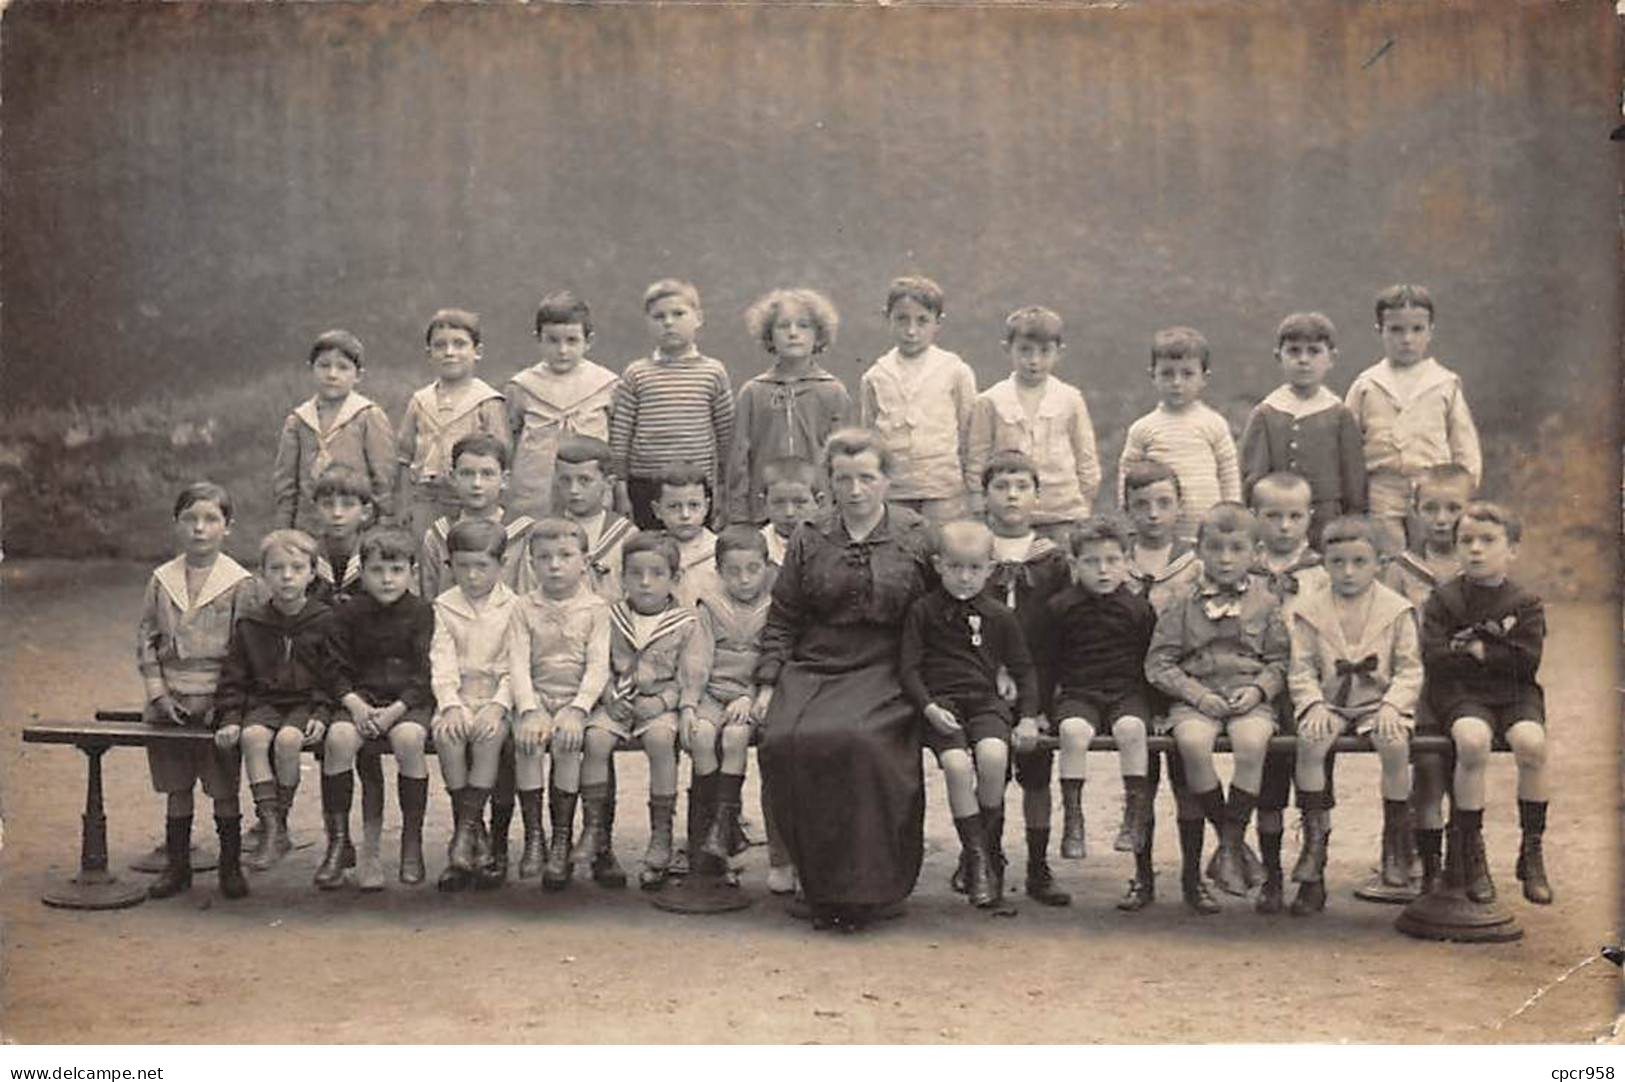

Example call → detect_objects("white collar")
1292 579 1413 655
987 376 1069 420
413 377 501 417
1260 384 1343 419
436 581 515 621
509 361 617 407
1363 358 1452 401
293 392 375 434
154 554 252 612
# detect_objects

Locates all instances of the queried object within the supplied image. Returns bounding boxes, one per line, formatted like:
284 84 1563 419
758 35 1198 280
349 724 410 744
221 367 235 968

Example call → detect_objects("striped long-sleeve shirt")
1117 402 1241 541
609 350 735 489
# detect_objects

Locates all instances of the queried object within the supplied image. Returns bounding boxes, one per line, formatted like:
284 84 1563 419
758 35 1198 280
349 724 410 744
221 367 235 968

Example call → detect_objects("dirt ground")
1 559 1619 1044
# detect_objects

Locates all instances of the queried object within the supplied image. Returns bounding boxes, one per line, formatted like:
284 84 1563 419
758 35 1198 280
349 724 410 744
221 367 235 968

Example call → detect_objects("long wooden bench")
22 711 1464 912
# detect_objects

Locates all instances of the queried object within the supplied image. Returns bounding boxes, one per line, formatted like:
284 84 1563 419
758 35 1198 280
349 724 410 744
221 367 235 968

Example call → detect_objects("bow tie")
1332 655 1380 707
1253 566 1300 595
990 561 1031 608
1199 582 1247 621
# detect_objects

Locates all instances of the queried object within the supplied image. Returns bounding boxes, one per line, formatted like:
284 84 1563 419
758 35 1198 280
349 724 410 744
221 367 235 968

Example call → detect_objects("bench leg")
42 744 149 911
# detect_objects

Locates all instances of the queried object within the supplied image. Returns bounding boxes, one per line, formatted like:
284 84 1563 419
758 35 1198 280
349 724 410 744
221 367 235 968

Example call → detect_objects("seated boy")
213 529 334 872
1421 502 1550 905
576 533 712 890
323 527 436 890
1036 515 1159 910
428 519 524 891
1248 471 1332 912
1145 503 1289 914
1287 516 1421 915
553 435 638 601
649 461 722 608
901 519 1040 908
758 456 823 568
688 526 775 881
137 482 256 900
509 518 612 890
308 465 374 606
979 451 1072 906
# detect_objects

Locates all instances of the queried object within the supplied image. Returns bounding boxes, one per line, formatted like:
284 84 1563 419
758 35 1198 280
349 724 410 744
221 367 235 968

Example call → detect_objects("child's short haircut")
359 527 417 566
715 524 770 563
643 278 701 313
1413 462 1477 502
884 275 945 317
425 307 481 347
308 329 365 368
937 518 994 557
1320 515 1382 553
1003 305 1063 346
623 530 681 574
555 435 615 477
823 427 893 475
1249 471 1313 508
760 456 822 493
654 461 711 498
451 432 510 471
1068 514 1134 556
312 464 374 505
1150 326 1211 371
1374 283 1435 325
1275 311 1336 348
1455 501 1522 545
1122 459 1182 500
259 528 320 566
446 518 507 560
981 448 1041 491
745 288 840 355
535 290 593 338
1196 501 1259 543
173 481 234 523
528 516 589 555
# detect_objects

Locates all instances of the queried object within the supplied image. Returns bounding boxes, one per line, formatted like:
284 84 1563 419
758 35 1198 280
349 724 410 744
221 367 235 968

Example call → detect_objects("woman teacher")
753 428 937 930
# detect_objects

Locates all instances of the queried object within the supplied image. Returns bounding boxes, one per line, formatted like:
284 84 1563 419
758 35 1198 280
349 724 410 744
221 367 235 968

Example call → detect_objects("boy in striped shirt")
1117 327 1242 544
610 279 735 531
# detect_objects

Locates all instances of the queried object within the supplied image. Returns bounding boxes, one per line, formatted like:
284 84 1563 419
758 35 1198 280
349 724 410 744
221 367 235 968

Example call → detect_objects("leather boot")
981 804 1006 903
639 794 677 889
1207 789 1248 897
267 783 297 867
356 815 385 891
1113 790 1135 853
437 789 469 892
688 773 724 876
1457 810 1496 903
1517 800 1553 905
573 783 610 868
1180 814 1220 915
313 812 352 890
1059 780 1085 859
448 788 481 872
1118 845 1155 912
1122 776 1153 855
1291 791 1331 884
542 788 578 890
397 775 428 886
702 773 744 865
953 815 996 907
592 765 628 888
148 816 193 899
516 789 546 879
216 814 249 899
1024 828 1070 906
1416 827 1444 896
246 782 285 871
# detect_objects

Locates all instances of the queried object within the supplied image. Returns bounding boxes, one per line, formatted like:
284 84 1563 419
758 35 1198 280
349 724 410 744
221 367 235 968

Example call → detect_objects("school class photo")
1 0 1617 1046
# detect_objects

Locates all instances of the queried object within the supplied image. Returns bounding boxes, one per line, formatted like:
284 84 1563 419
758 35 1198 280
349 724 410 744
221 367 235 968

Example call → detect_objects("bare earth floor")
2 560 1618 1044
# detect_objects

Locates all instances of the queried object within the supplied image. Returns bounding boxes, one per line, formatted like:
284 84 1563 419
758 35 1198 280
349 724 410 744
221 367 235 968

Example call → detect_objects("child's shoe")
266 784 297 867
1457 812 1496 904
1181 873 1220 915
951 815 996 908
148 816 193 899
981 805 1007 904
1255 876 1284 914
1025 861 1072 907
1516 800 1553 905
397 775 428 885
313 813 353 890
1289 879 1326 915
766 863 799 895
1290 796 1331 886
573 783 610 867
593 848 628 889
216 815 249 899
1060 790 1086 859
639 795 677 890
1116 873 1153 912
542 788 578 891
517 789 546 880
448 790 480 872
1121 777 1154 854
246 783 285 871
702 774 744 865
481 799 513 887
356 816 385 892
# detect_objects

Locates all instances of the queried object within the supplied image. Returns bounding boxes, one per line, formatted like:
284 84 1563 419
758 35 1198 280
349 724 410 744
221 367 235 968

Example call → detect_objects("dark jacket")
215 598 335 725
327 592 435 710
1421 575 1544 709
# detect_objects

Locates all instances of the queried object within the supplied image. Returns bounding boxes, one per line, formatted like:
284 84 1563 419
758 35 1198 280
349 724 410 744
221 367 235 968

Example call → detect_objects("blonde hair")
259 528 320 567
744 288 840 355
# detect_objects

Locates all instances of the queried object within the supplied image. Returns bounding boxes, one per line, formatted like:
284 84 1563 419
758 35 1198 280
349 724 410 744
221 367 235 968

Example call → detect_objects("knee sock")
1518 799 1548 835
717 772 745 805
1025 827 1049 866
1060 778 1083 811
1178 818 1205 884
953 814 984 849
1193 785 1226 831
1416 828 1443 861
320 771 354 816
1259 829 1283 883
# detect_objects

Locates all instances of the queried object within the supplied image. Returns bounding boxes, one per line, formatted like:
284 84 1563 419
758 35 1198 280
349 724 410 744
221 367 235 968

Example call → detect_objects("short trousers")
923 695 1011 759
1438 689 1546 739
695 692 754 727
1053 687 1153 731
241 703 319 731
1164 702 1279 738
347 690 434 730
586 703 679 743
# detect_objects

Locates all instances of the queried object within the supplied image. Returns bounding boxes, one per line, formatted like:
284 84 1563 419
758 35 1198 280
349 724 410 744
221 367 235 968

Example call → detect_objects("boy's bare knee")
974 738 1008 773
390 726 426 755
1112 716 1147 742
1451 718 1493 761
273 727 304 750
720 725 751 754
1058 717 1094 748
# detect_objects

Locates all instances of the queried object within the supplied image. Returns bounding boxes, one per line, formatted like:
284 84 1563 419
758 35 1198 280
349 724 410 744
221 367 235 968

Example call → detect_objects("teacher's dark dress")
754 506 935 909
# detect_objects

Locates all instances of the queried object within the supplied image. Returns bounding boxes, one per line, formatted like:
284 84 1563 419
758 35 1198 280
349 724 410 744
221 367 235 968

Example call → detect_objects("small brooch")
968 612 984 647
